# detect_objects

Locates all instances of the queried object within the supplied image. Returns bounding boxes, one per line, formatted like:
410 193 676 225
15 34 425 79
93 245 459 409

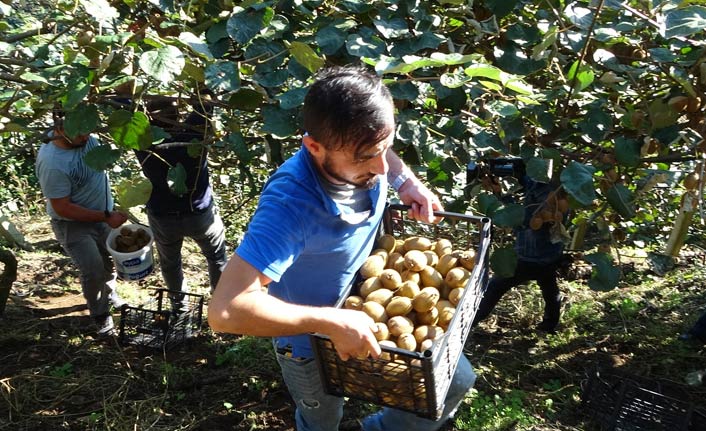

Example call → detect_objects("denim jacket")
514 177 564 264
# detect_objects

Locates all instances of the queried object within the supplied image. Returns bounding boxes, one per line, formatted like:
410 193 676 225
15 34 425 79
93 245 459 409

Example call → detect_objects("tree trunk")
0 247 18 316
665 193 696 257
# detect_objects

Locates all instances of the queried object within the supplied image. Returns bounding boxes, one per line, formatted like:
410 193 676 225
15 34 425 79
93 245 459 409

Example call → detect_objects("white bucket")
106 224 155 281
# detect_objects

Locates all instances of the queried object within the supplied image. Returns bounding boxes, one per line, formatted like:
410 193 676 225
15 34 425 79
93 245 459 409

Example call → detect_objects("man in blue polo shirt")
209 65 476 431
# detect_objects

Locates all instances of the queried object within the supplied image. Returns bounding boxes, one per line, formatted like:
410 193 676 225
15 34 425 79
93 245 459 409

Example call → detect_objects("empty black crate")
118 288 204 350
581 369 706 431
310 204 491 419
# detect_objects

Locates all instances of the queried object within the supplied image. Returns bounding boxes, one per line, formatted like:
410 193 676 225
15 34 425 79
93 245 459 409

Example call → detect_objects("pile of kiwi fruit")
114 226 150 253
345 233 476 355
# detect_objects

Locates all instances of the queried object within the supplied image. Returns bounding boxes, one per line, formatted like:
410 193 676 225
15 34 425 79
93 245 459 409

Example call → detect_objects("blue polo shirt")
236 145 388 358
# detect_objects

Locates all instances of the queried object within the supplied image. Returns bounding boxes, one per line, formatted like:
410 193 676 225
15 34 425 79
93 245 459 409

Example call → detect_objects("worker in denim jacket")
473 176 565 333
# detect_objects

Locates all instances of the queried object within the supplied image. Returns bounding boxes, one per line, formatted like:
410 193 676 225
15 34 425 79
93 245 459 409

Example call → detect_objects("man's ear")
303 135 324 157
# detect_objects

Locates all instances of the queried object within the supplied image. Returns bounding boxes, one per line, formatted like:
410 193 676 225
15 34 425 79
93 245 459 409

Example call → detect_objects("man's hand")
106 211 129 229
324 308 382 361
397 177 444 224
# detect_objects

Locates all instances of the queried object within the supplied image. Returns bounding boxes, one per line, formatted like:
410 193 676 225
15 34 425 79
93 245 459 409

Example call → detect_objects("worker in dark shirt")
135 98 227 311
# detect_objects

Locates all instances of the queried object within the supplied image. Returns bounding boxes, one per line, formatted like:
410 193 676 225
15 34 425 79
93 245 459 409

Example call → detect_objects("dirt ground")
2 217 706 431
0 217 300 430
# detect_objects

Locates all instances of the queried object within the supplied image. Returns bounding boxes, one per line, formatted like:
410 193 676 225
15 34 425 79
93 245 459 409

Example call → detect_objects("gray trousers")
50 219 117 317
146 204 227 294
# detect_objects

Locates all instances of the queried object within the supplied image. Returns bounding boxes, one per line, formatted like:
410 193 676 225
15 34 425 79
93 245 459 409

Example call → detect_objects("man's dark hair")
52 106 65 129
302 65 394 156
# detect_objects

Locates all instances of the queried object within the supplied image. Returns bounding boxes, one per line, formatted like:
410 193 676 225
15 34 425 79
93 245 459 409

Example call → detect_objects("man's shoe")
94 313 116 337
536 320 558 334
679 332 706 345
110 293 129 310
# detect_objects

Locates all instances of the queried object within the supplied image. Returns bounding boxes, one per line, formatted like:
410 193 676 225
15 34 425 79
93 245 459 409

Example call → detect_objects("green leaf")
63 77 91 110
567 60 595 91
167 163 188 197
228 88 265 112
276 87 307 110
486 100 520 118
261 105 298 138
288 41 324 74
373 17 409 39
492 203 525 228
64 105 99 138
139 46 185 84
83 144 121 171
614 137 640 167
107 110 153 151
665 6 706 38
579 104 613 142
19 72 49 84
486 0 519 18
584 252 620 291
226 131 253 163
648 98 679 131
115 176 152 209
205 61 240 93
80 0 119 26
227 7 274 45
606 183 636 219
526 157 551 183
316 23 349 55
389 81 419 100
346 27 386 58
477 193 501 216
490 246 518 279
463 63 533 95
560 161 596 206
179 32 213 60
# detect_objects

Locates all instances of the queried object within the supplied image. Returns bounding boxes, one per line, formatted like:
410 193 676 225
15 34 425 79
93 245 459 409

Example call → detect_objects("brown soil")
2 217 706 431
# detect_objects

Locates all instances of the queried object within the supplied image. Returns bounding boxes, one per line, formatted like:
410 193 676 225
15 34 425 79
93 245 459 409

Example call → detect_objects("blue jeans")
147 204 227 294
50 220 117 317
275 345 476 431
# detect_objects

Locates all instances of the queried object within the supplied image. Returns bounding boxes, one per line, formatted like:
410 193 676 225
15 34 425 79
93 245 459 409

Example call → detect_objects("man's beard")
321 155 379 189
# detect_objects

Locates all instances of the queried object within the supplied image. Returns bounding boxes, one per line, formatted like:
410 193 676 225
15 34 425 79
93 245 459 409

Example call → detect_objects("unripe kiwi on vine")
686 96 701 113
668 95 689 112
540 208 555 222
684 172 700 190
76 30 94 46
529 215 544 231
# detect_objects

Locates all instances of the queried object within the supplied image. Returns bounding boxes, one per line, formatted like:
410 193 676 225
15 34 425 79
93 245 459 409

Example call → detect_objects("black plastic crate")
310 204 491 419
581 369 706 431
118 288 204 350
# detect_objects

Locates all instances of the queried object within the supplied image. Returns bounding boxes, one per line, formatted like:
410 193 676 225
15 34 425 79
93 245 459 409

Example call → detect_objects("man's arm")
208 254 382 361
386 151 443 223
50 197 128 228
